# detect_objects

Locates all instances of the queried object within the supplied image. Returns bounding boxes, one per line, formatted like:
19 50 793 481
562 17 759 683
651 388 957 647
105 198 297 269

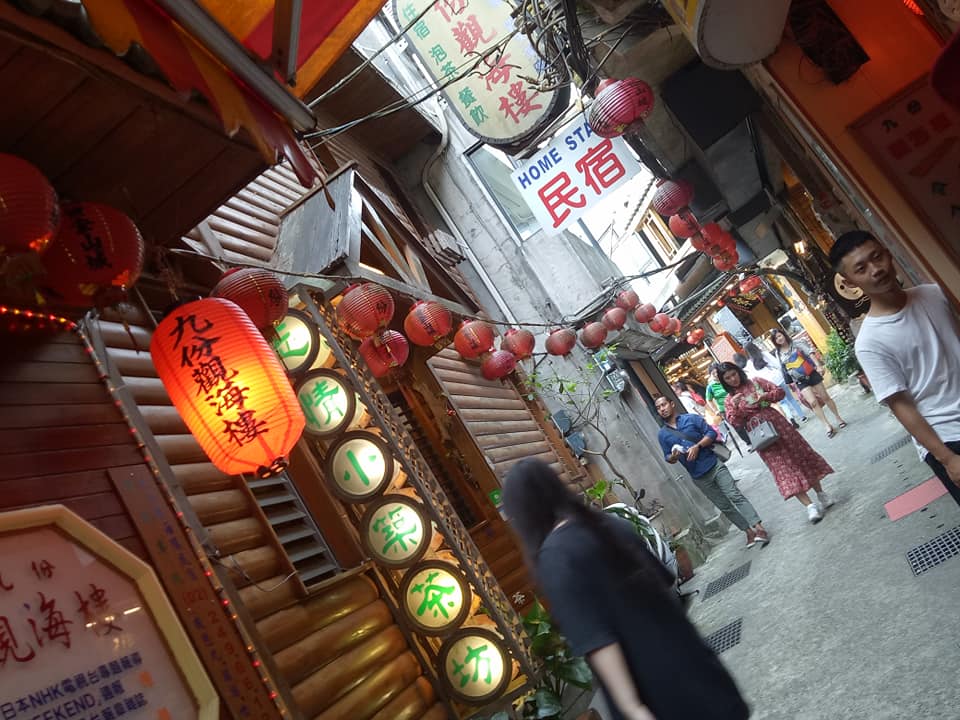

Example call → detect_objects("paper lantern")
686 333 698 345
701 223 736 257
651 179 694 217
668 212 700 239
580 322 608 349
648 312 670 334
481 350 518 380
602 307 627 331
337 283 395 338
740 276 763 293
439 628 511 704
359 329 410 378
325 430 395 502
400 561 472 636
454 320 495 359
667 317 682 335
361 495 432 569
634 303 656 324
404 300 453 346
587 78 655 138
691 328 706 343
0 153 58 255
150 298 305 478
615 289 639 311
212 268 287 330
544 328 576 356
713 254 738 272
40 202 144 307
500 328 535 359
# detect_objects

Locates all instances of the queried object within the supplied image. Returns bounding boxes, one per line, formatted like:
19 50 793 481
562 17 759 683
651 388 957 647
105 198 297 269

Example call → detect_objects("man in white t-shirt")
829 231 960 506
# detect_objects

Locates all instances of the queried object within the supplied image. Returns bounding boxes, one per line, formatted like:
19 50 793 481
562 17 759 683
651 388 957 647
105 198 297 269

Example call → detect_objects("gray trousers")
692 462 761 531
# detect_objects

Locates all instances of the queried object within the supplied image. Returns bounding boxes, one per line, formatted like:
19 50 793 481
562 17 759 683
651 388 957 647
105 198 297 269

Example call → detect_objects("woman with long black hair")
502 459 750 720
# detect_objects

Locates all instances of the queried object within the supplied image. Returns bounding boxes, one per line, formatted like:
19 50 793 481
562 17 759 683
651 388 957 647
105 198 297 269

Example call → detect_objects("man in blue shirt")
655 395 769 548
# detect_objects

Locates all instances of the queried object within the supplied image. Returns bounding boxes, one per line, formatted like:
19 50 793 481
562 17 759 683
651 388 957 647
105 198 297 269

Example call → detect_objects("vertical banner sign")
510 118 643 233
396 0 565 150
0 506 217 720
850 76 960 263
109 467 281 720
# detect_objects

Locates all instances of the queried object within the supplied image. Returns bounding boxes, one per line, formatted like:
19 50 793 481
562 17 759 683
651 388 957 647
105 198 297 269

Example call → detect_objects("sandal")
827 428 837 438
838 421 848 429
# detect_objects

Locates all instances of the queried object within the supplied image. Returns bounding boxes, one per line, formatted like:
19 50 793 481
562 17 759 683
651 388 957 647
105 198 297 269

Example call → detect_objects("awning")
81 1 380 186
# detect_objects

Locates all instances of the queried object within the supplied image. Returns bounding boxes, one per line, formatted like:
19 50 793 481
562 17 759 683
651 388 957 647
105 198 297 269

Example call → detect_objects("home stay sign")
396 0 564 149
510 119 643 232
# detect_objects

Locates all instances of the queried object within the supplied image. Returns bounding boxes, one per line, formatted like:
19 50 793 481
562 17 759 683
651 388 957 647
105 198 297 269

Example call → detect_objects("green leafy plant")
823 330 859 381
478 600 593 720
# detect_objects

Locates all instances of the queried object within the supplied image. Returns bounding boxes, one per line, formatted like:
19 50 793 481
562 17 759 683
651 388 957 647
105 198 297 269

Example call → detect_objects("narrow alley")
681 383 960 719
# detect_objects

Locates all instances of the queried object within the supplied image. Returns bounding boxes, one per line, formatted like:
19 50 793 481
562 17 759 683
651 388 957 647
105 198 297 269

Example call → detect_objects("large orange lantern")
151 298 305 478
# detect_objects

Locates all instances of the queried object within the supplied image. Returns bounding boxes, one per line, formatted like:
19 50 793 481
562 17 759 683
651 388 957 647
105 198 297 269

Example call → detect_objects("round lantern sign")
360 495 432 569
438 627 511 705
295 370 356 437
400 560 472 636
271 309 326 375
324 430 395 503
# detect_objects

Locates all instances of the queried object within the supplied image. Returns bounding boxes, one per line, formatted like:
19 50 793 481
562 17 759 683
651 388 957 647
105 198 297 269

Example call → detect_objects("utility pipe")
421 99 518 324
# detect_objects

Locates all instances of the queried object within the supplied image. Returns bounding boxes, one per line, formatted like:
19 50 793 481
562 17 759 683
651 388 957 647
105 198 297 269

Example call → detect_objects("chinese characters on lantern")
169 312 267 449
851 77 960 259
296 371 355 436
0 525 204 719
327 432 393 502
510 119 643 232
361 498 430 568
396 0 561 144
401 562 470 634
440 629 509 703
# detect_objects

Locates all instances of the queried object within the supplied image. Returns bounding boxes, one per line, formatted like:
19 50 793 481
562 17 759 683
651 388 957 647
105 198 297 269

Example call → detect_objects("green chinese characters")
371 505 420 557
410 570 458 620
451 642 494 688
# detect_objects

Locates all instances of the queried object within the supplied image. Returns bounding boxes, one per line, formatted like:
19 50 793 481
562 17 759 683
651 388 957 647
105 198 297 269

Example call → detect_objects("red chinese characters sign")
509 119 643 232
0 507 216 720
396 0 564 149
850 75 960 262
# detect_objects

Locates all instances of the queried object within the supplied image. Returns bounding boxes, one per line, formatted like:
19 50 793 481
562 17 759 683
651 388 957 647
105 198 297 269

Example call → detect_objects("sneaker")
754 528 770 547
745 529 757 548
806 502 823 523
791 419 800 429
817 491 835 509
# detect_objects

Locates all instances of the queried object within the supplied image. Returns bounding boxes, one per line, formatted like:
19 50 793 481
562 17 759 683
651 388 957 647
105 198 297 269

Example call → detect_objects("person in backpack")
770 328 847 438
655 395 769 548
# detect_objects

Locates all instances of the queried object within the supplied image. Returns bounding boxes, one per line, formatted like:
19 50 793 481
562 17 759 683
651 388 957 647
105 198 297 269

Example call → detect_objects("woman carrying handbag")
719 362 837 524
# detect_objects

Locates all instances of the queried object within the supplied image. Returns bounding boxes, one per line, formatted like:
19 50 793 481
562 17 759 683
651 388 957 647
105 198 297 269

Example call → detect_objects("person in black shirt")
502 458 750 720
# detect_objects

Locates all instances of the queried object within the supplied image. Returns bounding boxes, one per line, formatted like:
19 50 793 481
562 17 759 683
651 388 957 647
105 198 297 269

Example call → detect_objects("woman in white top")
743 342 808 426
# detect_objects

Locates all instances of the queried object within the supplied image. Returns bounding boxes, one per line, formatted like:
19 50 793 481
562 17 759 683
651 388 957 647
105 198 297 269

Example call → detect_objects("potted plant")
823 330 860 383
479 600 593 720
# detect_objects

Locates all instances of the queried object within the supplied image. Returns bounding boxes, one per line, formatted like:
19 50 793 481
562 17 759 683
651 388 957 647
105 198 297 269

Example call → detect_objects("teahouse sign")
510 118 643 232
0 506 216 720
396 0 565 150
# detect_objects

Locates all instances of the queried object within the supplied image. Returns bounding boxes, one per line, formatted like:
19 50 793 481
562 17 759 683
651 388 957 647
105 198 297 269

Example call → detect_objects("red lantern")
545 328 577 356
651 179 694 217
337 283 395 338
615 289 640 311
667 317 682 335
41 202 144 307
580 322 608 349
692 328 706 343
212 268 287 330
634 303 656 324
648 313 670 334
403 300 453 346
481 350 518 380
701 223 736 257
501 328 535 359
690 233 708 252
713 255 737 272
588 78 655 138
150 298 304 478
686 333 698 346
602 307 627 331
0 154 58 255
454 319 495 359
359 329 410 378
668 212 700 239
740 276 763 293
595 77 617 94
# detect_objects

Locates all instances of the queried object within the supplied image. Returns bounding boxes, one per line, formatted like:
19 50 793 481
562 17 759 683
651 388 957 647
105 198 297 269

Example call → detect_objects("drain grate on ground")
701 561 751 601
704 618 742 654
906 525 960 575
871 436 913 463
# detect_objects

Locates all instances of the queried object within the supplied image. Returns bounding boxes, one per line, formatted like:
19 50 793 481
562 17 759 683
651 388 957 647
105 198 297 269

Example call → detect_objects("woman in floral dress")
719 362 836 524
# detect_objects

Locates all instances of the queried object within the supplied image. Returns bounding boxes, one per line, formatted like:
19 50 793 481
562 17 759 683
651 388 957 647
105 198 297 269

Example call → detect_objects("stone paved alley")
593 382 960 720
